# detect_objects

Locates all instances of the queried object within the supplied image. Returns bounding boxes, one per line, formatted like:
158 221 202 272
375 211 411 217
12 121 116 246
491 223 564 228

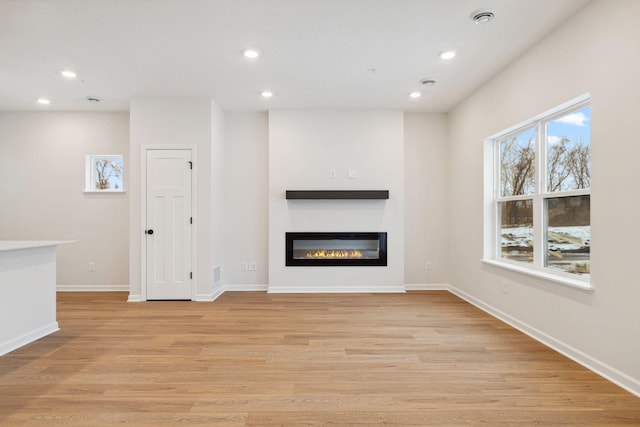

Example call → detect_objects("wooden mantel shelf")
285 190 389 200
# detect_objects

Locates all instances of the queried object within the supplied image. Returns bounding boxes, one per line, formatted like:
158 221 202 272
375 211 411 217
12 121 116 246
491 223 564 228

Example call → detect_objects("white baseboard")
194 293 215 302
210 285 225 301
448 285 640 398
224 283 269 292
194 283 228 302
57 284 129 292
196 284 436 293
194 290 221 302
405 283 449 291
267 285 406 293
127 294 143 302
0 322 59 357
193 284 268 300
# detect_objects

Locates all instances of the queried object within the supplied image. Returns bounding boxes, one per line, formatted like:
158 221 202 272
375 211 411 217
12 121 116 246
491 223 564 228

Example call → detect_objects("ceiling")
0 0 591 113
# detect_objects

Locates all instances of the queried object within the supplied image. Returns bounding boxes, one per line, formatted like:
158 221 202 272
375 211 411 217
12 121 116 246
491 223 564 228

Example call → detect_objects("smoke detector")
86 96 102 103
471 10 495 24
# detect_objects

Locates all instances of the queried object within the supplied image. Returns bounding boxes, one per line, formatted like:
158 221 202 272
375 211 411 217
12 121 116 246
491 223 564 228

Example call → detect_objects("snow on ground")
501 226 590 275
501 226 590 251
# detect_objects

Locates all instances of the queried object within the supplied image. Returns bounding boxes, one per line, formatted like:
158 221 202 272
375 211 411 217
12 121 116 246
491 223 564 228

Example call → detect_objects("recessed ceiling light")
261 91 273 98
244 49 259 59
471 10 495 24
61 70 77 79
439 50 456 60
37 98 51 105
409 92 422 99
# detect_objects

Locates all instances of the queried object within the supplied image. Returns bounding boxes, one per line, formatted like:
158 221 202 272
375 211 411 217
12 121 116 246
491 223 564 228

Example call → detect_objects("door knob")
146 229 154 235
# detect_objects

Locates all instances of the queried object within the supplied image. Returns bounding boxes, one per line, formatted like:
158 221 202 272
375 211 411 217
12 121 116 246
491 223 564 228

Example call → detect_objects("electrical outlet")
89 262 95 272
501 279 508 294
425 261 432 271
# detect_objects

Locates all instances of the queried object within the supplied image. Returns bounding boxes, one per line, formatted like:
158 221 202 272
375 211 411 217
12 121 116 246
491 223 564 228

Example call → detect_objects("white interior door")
146 149 192 300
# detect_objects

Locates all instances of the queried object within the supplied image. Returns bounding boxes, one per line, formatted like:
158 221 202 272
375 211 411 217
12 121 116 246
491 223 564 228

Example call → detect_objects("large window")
486 95 591 287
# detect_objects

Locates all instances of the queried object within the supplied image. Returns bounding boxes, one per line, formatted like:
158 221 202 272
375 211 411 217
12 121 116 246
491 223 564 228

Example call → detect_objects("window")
85 155 124 192
485 95 591 288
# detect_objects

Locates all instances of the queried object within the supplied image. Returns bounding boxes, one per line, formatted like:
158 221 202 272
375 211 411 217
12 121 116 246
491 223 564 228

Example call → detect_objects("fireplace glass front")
286 232 387 266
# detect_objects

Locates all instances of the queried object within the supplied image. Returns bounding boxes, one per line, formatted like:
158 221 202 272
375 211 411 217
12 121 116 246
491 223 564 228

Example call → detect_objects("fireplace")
286 232 387 266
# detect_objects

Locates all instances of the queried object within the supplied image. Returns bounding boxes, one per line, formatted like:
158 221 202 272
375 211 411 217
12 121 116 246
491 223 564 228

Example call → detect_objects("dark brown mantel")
285 190 389 200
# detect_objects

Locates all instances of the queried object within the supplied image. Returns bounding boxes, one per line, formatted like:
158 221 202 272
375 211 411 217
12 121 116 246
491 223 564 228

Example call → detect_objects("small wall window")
85 155 124 192
484 95 591 289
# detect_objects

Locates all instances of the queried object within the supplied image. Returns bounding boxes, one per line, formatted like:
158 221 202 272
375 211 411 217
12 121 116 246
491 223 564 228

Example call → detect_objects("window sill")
481 259 593 293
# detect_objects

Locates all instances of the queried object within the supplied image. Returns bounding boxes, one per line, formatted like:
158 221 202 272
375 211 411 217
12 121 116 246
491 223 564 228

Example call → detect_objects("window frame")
84 154 125 193
483 94 592 291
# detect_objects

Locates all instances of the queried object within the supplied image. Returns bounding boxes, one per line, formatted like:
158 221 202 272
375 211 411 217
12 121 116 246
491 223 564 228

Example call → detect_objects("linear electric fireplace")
286 232 387 267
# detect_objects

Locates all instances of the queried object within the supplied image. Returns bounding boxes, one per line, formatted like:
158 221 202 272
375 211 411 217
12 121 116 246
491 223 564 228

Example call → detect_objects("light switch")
347 169 357 179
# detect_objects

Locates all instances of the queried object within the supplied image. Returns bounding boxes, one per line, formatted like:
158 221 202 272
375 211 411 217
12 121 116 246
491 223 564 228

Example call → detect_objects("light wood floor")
1 291 638 426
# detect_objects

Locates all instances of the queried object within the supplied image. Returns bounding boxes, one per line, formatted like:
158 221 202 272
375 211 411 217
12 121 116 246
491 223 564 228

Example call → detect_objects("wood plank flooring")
0 291 638 426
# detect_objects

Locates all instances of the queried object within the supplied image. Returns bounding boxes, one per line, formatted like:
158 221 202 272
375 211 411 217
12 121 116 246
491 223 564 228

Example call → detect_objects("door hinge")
190 217 193 224
188 161 193 170
190 272 193 279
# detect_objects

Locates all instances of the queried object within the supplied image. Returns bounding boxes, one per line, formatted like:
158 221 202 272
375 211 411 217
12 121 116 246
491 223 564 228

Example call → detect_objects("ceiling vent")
471 10 494 24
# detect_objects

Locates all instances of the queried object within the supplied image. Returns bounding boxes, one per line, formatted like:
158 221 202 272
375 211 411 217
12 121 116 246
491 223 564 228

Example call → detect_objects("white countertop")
0 241 74 252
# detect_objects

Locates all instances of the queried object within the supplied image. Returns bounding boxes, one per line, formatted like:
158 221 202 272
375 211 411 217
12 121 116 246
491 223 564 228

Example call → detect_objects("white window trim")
481 259 593 292
482 93 592 291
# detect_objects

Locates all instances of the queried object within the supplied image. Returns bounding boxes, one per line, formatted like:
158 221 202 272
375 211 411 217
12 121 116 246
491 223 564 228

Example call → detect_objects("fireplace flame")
305 249 364 259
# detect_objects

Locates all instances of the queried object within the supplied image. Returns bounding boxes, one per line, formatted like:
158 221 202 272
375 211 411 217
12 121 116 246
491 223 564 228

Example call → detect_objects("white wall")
268 110 404 292
224 111 447 290
448 0 640 394
0 112 129 289
210 102 226 296
404 113 449 286
224 113 269 287
0 107 441 296
129 99 221 300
